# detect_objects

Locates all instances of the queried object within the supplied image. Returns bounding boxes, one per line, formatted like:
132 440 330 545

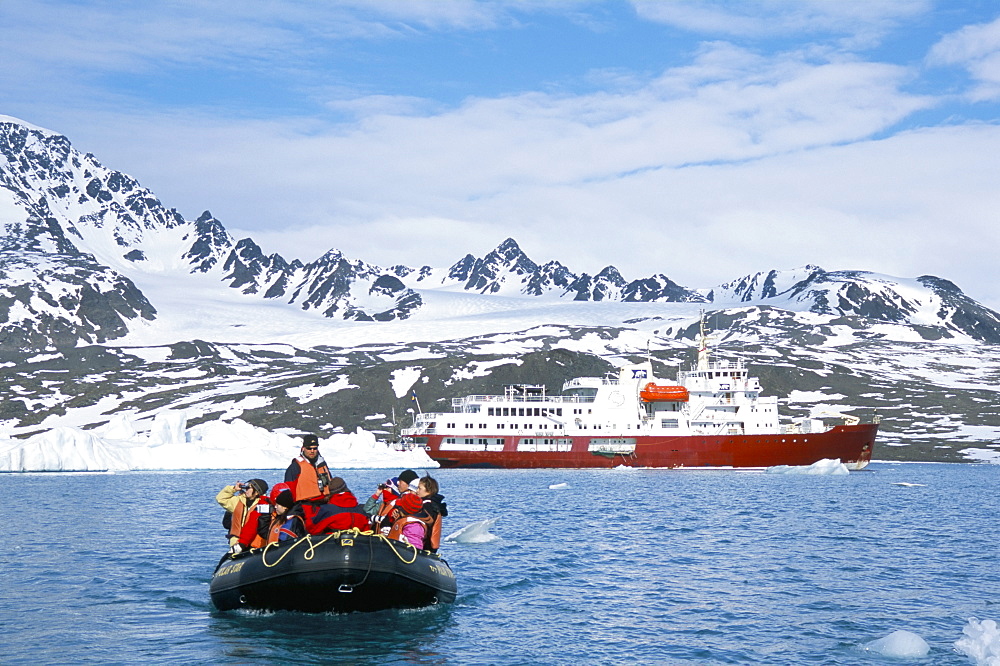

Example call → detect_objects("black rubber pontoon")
210 529 457 613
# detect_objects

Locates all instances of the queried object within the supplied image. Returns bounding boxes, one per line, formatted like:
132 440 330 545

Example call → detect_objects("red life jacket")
290 457 333 502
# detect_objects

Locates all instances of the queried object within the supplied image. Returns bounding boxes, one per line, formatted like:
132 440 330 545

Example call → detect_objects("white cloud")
29 40 993 305
3 0 1000 313
928 16 1000 101
630 0 931 42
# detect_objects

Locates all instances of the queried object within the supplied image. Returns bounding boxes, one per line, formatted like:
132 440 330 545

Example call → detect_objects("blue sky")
3 0 1000 308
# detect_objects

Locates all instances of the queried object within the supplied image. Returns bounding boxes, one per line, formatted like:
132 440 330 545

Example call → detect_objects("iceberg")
0 410 436 472
765 458 850 475
955 618 1000 666
444 518 499 544
861 629 930 659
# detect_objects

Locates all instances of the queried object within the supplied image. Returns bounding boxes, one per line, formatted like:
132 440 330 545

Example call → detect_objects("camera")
377 483 388 490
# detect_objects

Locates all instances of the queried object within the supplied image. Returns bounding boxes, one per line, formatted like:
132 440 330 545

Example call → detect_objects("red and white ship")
401 321 878 469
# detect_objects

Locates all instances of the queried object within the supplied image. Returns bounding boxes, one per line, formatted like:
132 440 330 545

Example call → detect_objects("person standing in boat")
216 478 269 553
415 475 448 553
386 493 427 548
284 434 334 502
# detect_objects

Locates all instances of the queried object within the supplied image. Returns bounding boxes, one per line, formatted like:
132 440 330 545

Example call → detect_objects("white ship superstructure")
401 317 879 469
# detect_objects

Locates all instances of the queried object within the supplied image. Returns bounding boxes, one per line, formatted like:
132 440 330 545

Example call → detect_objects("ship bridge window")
661 418 679 428
565 388 597 403
466 405 480 414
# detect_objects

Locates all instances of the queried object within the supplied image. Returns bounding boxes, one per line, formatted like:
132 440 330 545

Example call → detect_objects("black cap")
398 469 418 484
248 478 269 495
275 490 295 508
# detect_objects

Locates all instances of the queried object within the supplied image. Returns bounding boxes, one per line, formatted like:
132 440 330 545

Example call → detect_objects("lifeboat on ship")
639 383 689 403
210 529 457 613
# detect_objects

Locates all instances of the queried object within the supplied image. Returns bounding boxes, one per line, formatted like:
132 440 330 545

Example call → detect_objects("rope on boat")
259 528 419 567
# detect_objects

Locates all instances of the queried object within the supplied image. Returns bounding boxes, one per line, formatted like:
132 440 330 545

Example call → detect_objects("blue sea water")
0 462 997 665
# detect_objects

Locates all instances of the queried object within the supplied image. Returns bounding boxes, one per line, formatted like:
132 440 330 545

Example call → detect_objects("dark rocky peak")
184 211 234 273
0 117 188 264
524 260 575 295
623 274 707 303
917 275 963 296
916 275 1000 343
222 237 295 294
386 264 415 279
458 239 541 294
717 265 825 302
447 254 476 281
564 267 625 301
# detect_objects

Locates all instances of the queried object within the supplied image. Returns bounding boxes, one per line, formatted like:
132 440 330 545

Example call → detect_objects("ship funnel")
620 362 653 382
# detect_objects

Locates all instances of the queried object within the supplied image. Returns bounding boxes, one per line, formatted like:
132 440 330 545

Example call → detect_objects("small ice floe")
548 482 569 490
443 518 499 544
765 458 849 475
861 629 930 659
892 482 927 487
955 617 1000 665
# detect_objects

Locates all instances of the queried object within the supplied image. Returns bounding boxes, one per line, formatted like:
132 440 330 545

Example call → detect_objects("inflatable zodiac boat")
210 529 457 613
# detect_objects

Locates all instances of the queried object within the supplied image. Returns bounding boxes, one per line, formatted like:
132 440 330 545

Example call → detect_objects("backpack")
222 511 232 531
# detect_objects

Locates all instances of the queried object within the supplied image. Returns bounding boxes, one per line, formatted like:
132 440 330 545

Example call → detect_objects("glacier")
0 410 436 472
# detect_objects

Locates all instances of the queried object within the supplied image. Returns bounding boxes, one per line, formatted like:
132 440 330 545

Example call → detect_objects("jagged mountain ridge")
3 115 1000 357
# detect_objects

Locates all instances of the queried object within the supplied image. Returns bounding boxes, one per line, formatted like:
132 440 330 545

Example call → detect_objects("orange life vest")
229 497 265 548
386 515 428 548
426 513 443 551
292 456 332 502
266 513 286 545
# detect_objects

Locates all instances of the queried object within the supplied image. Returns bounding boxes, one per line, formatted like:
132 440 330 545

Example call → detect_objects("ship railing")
451 395 595 408
563 378 622 389
401 426 440 435
680 359 746 373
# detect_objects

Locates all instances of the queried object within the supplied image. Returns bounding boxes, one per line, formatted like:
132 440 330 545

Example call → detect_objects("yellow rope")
373 531 420 564
260 528 421 567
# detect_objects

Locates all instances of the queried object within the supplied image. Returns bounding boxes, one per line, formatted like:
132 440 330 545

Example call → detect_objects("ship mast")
697 311 711 371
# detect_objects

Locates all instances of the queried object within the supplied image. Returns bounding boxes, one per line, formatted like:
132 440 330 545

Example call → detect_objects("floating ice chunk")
892 482 927 487
766 458 849 475
444 518 499 544
955 618 1000 665
862 629 930 658
548 482 569 490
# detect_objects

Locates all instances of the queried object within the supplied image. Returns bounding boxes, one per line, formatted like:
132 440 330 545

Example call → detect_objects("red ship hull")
420 423 878 469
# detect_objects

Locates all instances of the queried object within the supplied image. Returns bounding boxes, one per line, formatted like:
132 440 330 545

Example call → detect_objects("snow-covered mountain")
2 114 1000 465
9 115 998 353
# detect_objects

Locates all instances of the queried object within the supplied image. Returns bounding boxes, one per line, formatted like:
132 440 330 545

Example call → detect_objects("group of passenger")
216 434 448 557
